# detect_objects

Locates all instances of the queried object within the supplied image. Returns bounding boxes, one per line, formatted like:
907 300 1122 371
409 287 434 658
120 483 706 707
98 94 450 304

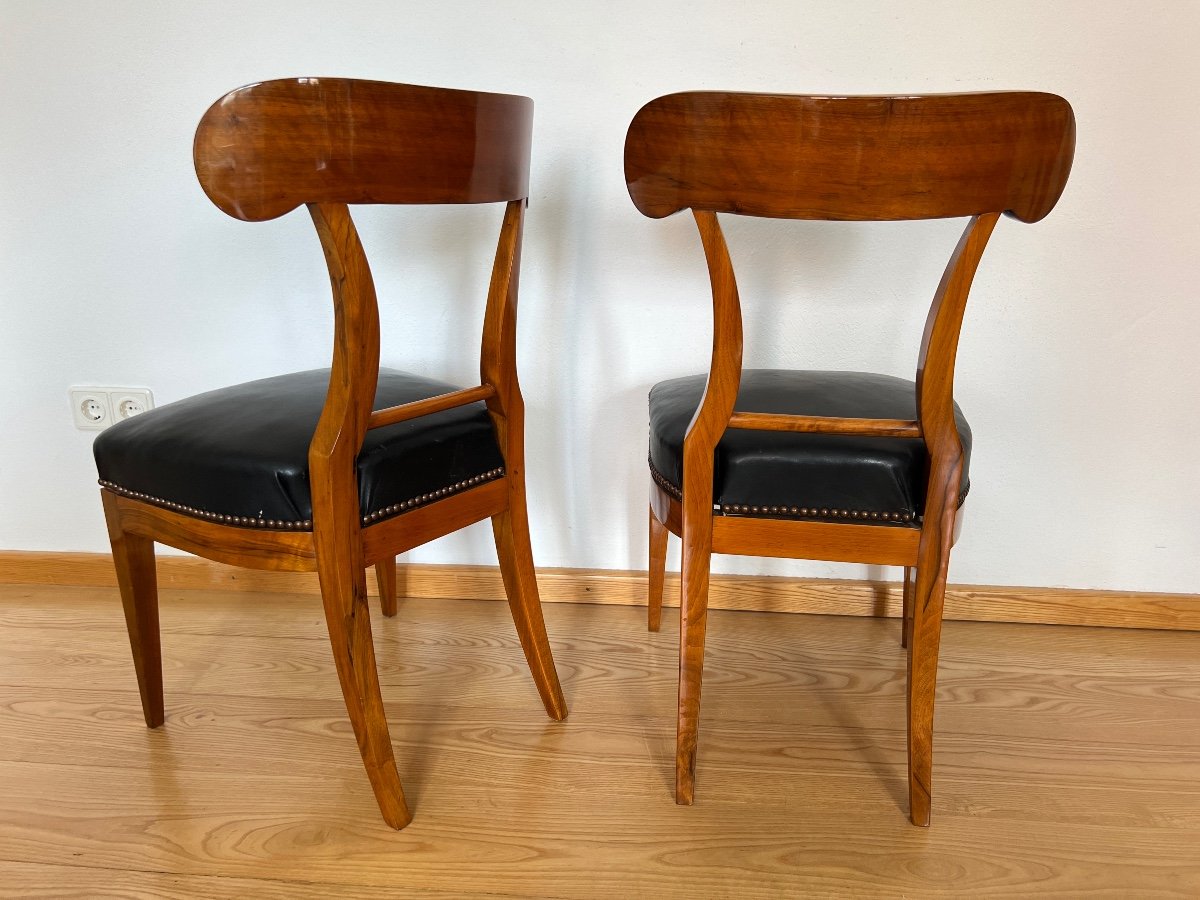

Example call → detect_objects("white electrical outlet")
111 389 153 421
69 386 154 430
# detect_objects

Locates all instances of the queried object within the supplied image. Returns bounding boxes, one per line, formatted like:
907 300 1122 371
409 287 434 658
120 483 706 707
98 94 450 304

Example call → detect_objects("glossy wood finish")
101 491 163 728
648 503 668 632
901 566 915 649
727 412 920 438
6 586 1199 897
194 79 533 221
907 211 1000 826
104 79 564 830
481 199 567 721
306 199 410 828
712 515 919 566
628 91 1075 823
360 479 508 565
675 208 744 804
107 491 318 572
366 384 495 430
626 92 1075 222
374 557 397 618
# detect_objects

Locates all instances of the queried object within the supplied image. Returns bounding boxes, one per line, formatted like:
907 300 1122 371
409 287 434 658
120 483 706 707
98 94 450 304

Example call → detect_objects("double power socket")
69 386 154 430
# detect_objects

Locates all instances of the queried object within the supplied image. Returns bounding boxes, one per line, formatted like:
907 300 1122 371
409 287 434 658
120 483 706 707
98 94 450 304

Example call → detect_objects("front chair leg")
317 558 412 829
648 504 668 632
491 478 567 721
375 556 398 618
102 491 163 728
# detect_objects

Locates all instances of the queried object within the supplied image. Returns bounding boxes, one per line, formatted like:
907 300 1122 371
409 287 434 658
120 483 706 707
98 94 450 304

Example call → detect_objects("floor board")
1 584 1197 897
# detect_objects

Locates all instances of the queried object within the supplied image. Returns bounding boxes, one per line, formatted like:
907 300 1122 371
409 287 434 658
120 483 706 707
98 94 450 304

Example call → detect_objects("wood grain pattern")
307 200 410 828
4 551 1197 631
367 384 496 430
625 92 1077 823
95 79 565 830
109 492 317 571
727 412 920 438
194 78 533 221
648 504 668 632
0 585 1197 897
375 556 398 618
360 479 508 565
906 211 1000 825
102 490 163 728
712 514 919 565
625 91 1075 222
673 209 745 804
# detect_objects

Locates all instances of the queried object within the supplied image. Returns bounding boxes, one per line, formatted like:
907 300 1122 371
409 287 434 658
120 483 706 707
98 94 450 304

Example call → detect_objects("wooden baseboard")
1 550 1195 631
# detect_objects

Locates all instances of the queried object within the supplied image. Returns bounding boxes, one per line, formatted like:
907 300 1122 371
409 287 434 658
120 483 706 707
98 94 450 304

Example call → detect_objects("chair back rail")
625 91 1075 223
195 78 533 221
626 91 1075 460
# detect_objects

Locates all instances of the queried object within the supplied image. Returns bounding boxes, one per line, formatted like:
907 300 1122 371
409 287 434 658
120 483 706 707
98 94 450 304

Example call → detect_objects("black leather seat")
94 368 506 530
648 369 971 526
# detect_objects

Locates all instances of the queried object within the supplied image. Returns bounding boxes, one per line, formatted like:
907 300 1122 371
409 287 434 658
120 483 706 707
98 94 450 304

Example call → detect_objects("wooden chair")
94 78 567 829
625 91 1075 824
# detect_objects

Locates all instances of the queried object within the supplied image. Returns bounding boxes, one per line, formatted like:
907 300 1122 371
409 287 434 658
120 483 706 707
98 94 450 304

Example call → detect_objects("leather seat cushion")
94 368 506 529
648 370 971 526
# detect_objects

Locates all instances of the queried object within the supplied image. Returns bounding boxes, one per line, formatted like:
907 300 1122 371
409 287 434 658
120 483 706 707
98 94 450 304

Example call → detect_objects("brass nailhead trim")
99 480 314 530
649 461 683 501
361 467 505 525
647 455 968 524
99 466 506 532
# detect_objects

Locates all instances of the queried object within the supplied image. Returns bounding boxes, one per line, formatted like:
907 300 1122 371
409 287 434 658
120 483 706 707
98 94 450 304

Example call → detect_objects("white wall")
2 0 1197 593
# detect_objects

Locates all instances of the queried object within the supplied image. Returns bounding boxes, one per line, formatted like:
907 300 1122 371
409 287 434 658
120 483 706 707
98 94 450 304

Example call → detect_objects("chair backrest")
625 91 1074 223
624 90 1076 499
195 77 532 220
191 78 533 542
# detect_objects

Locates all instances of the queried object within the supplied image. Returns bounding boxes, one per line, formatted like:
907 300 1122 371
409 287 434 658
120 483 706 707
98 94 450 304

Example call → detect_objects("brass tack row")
645 456 973 523
99 480 313 530
99 467 506 532
362 468 505 525
722 503 912 522
648 460 683 501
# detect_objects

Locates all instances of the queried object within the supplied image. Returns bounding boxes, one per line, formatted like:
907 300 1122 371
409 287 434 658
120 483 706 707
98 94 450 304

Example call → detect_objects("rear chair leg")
648 504 668 632
375 556 398 618
492 477 567 721
901 565 915 649
102 490 163 728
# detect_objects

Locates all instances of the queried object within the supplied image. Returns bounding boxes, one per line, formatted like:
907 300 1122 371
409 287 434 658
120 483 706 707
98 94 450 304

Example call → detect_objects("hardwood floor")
0 583 1197 897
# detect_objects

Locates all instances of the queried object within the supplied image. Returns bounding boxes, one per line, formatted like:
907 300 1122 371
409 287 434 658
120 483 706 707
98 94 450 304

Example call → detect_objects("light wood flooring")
0 582 1197 897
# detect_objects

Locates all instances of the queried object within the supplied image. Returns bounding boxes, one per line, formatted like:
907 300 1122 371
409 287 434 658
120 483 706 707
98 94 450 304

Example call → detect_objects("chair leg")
375 557 398 618
907 491 959 827
317 555 412 829
102 491 164 728
492 479 567 722
675 508 714 805
901 565 914 649
648 504 668 632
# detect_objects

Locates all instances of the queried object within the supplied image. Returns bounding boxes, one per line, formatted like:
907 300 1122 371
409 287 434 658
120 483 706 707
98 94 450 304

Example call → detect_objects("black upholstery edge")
646 455 969 527
98 466 506 532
